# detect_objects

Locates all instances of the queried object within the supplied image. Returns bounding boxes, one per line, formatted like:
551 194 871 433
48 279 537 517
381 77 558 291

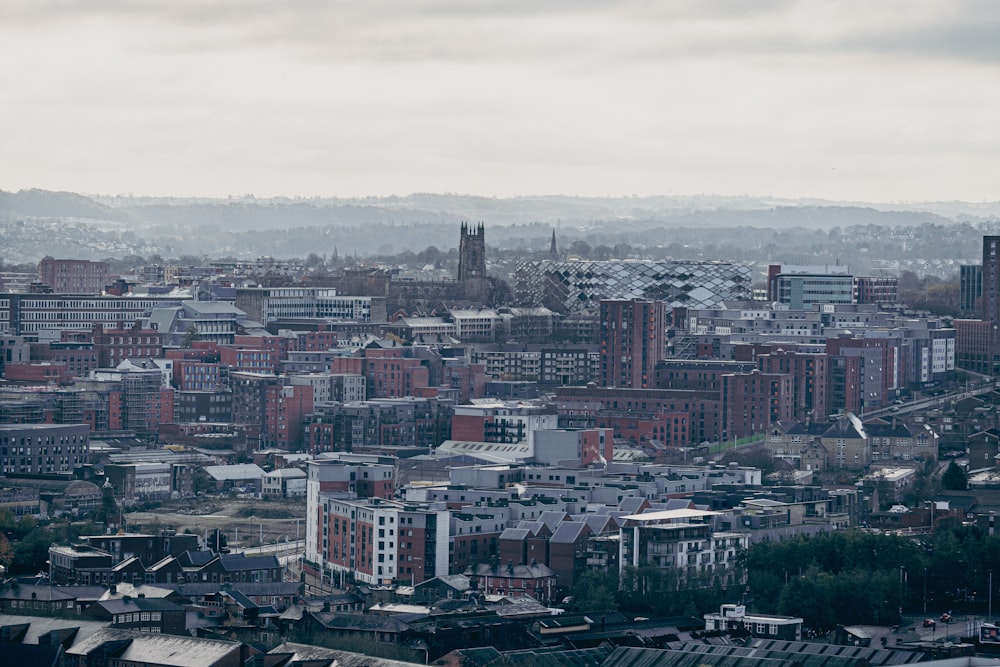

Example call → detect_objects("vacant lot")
125 496 307 549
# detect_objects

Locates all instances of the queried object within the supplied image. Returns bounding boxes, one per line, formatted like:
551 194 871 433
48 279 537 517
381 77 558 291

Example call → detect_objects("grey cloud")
6 1 1000 79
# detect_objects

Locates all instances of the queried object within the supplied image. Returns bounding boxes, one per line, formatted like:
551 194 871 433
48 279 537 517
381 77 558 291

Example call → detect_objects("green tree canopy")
942 460 968 490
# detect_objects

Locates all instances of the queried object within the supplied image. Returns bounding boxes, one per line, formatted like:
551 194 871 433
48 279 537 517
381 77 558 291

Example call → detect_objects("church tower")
458 222 486 282
550 229 558 258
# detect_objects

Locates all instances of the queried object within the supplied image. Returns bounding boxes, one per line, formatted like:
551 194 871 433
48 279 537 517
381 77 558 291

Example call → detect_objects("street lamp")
899 566 907 621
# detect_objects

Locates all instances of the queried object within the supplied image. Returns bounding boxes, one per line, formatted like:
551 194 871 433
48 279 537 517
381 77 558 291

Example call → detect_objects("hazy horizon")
3 2 1000 202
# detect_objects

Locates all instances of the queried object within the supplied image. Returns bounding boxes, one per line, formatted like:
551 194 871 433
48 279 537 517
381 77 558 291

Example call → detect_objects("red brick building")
754 348 829 422
172 359 228 391
293 328 339 351
464 562 558 603
361 349 431 399
721 371 793 441
39 257 110 294
59 323 165 369
599 299 667 389
4 361 72 385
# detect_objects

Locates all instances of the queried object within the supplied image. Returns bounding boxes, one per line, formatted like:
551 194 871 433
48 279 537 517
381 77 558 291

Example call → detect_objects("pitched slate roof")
673 639 926 666
66 627 242 666
550 521 589 544
219 553 279 571
2 644 61 667
309 611 411 633
147 556 181 572
465 562 555 579
499 527 531 541
577 514 614 535
863 420 916 438
203 463 265 481
822 414 867 439
95 597 183 614
0 613 109 648
269 641 425 667
0 583 76 602
618 497 648 514
538 510 570 530
178 550 216 567
110 556 144 572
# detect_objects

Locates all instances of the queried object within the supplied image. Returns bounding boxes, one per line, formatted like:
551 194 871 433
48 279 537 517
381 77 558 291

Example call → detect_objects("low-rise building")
704 603 803 640
262 467 307 497
66 627 247 667
86 597 187 635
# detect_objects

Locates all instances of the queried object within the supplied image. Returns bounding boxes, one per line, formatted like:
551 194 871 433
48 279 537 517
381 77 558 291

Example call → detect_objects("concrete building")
104 462 173 504
235 287 386 325
532 428 613 468
767 264 854 309
514 259 753 314
619 508 749 590
451 400 559 448
0 293 182 336
147 301 249 346
449 308 503 342
262 467 307 497
305 495 449 586
704 604 803 640
0 423 89 475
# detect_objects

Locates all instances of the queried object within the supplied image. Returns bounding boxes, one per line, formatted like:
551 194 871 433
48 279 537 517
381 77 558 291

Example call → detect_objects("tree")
0 532 13 573
568 240 592 258
942 460 968 490
95 482 120 528
11 528 54 574
181 325 201 348
569 571 619 611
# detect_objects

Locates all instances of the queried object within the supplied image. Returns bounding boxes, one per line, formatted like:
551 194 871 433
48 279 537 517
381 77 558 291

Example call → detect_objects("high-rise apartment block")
983 236 1000 325
960 264 983 313
600 299 666 389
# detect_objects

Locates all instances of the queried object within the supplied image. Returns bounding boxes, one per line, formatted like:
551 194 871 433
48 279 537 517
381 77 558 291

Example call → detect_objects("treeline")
570 524 1000 630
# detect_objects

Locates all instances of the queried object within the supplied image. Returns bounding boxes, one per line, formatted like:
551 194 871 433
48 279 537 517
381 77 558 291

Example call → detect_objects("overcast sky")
2 1 999 202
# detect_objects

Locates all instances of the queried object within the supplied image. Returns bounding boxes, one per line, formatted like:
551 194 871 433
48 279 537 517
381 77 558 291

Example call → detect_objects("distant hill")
0 189 133 223
0 188 997 275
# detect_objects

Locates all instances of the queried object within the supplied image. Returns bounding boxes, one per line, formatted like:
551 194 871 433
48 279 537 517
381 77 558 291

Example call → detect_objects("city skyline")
2 1 999 202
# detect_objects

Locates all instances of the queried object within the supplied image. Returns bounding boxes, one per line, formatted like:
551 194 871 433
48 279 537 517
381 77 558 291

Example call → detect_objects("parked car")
923 619 936 628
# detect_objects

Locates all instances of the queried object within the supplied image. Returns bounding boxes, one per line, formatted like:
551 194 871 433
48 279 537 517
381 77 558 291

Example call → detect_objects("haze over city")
3 1 1000 202
4 4 1000 666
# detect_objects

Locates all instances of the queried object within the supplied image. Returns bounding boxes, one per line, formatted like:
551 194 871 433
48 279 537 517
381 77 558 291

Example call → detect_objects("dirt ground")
124 496 308 550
